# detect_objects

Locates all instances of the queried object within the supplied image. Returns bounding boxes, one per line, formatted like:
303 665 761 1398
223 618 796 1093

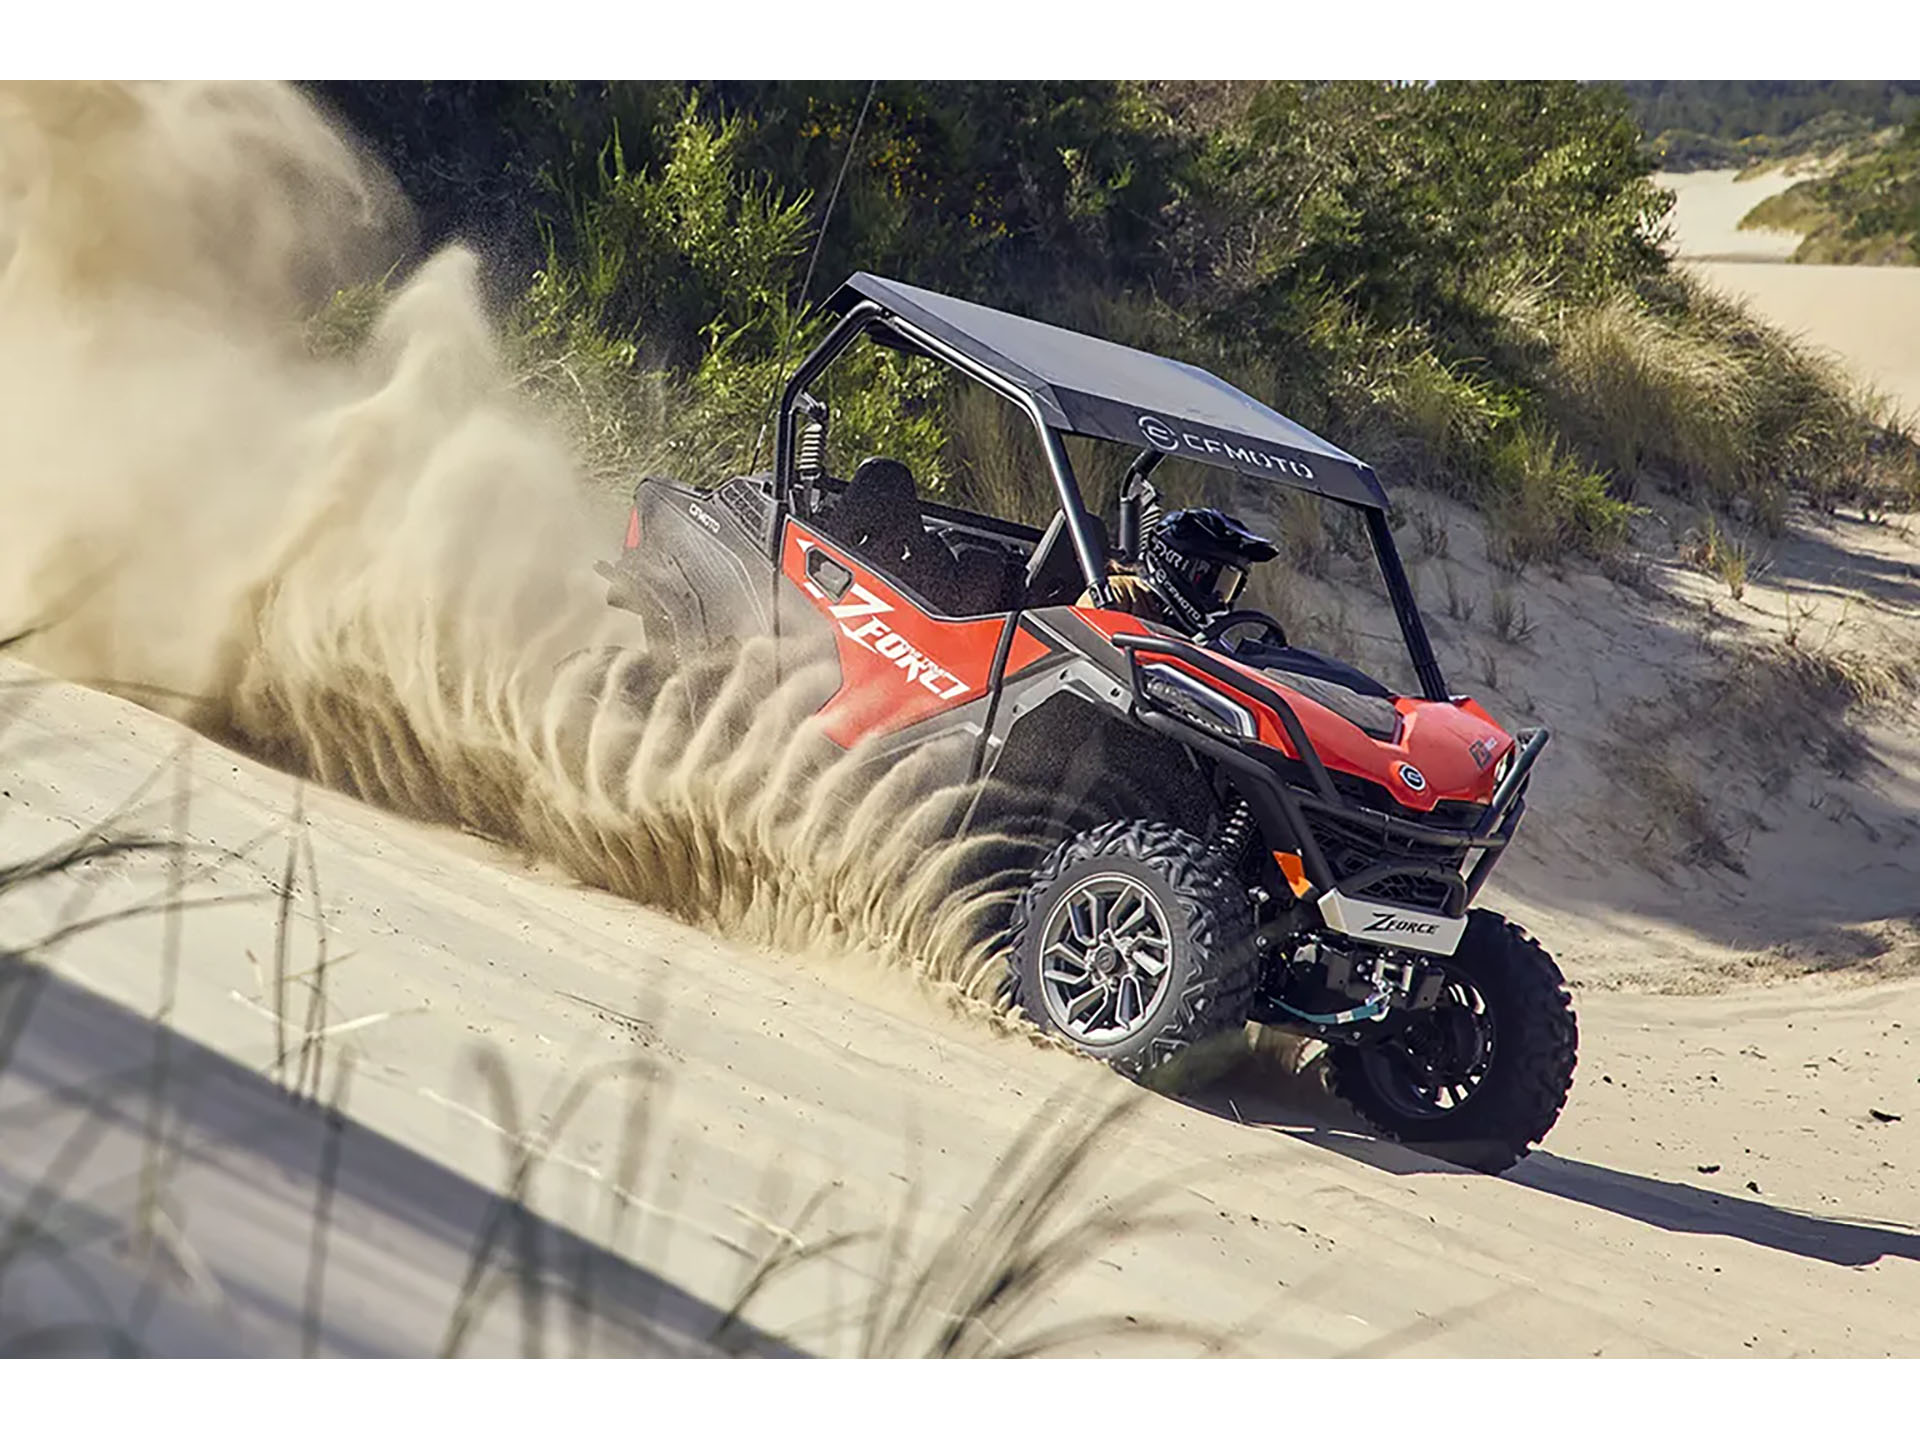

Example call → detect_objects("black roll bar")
772 300 886 547
1364 506 1448 703
773 301 1111 602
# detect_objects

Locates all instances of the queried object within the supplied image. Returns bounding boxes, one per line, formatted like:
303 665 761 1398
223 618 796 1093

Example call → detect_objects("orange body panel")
782 524 1050 748
1071 608 1513 810
777 527 1509 804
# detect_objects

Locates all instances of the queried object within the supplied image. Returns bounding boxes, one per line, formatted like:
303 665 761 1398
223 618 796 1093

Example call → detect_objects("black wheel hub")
1361 970 1496 1118
1415 1005 1486 1075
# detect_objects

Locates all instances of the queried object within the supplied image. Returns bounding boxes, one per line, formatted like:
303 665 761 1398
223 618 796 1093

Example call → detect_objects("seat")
819 457 959 603
943 542 1024 616
819 457 923 561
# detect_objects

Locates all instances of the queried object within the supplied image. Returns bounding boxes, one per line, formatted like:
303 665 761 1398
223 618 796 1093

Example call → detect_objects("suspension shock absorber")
795 419 826 485
1213 798 1254 862
795 418 827 515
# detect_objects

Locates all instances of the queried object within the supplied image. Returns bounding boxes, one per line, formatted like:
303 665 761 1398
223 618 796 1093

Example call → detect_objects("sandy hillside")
1655 167 1806 262
1661 168 1920 412
2 89 1919 1357
1689 260 1920 414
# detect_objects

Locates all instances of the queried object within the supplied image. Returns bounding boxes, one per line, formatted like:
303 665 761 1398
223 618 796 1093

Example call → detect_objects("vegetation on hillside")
1623 81 1920 173
1739 118 1920 265
1617 78 1920 269
305 81 1920 573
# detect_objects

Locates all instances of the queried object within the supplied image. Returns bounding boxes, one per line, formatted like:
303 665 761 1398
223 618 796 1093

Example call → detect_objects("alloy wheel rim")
1038 873 1175 1044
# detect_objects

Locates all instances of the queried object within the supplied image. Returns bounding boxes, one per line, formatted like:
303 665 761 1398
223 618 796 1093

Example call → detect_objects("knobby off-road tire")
1328 910 1576 1174
1009 820 1257 1079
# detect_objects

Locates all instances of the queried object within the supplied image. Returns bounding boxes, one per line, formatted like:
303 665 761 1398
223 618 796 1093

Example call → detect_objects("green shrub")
1482 427 1635 569
1738 185 1826 236
314 81 1920 543
1755 117 1920 266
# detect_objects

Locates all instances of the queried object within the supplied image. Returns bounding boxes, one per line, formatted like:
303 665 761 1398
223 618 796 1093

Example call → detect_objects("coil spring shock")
1214 798 1253 861
795 420 826 486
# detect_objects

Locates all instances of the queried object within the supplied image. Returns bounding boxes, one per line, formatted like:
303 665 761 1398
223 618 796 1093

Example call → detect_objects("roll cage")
770 275 1451 701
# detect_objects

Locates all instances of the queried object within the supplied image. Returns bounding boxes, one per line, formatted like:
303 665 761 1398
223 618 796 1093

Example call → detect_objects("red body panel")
1072 609 1513 810
777 524 1508 802
782 524 1050 748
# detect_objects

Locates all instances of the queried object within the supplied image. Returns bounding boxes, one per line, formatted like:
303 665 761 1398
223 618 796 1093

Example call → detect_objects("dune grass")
1497 270 1919 527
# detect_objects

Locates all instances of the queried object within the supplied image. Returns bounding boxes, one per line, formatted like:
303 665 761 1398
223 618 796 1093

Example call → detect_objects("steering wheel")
1200 608 1289 654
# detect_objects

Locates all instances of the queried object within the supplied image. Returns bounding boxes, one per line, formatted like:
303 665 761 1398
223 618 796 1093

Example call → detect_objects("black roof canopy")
827 272 1390 511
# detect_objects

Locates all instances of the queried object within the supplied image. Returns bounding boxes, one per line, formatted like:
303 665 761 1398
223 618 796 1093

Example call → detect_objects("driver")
1085 507 1279 635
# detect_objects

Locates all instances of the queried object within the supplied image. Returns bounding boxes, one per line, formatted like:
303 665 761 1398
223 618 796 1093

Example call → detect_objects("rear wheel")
1328 910 1576 1173
1009 820 1257 1078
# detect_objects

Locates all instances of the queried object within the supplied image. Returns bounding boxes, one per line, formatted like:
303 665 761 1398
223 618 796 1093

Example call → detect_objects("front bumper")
1111 632 1549 924
1315 888 1470 955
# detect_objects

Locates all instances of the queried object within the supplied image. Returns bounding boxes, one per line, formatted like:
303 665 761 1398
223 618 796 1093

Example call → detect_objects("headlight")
1141 663 1257 740
1494 747 1515 784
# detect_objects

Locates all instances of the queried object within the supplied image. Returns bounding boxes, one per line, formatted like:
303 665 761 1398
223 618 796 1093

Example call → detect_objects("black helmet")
1139 508 1278 633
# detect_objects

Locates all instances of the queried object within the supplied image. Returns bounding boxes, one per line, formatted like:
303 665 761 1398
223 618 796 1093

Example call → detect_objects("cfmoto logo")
1138 414 1180 452
1398 763 1427 792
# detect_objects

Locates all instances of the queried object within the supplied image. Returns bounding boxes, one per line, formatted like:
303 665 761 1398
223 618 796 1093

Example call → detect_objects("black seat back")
819 456 962 604
943 542 1024 616
820 457 924 564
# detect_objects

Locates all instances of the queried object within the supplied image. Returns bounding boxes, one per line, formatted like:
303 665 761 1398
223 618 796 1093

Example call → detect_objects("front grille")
1263 757 1494 911
1305 809 1462 912
1353 869 1453 909
1326 768 1487 828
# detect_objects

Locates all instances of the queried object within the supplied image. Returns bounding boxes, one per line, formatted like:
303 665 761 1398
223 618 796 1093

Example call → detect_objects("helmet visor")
1217 565 1249 608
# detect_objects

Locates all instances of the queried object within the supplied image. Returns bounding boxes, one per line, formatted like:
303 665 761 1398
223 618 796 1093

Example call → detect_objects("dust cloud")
0 81 1032 997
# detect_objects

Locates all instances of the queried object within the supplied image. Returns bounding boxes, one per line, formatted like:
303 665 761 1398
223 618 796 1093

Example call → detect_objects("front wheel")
1328 911 1577 1173
1009 820 1257 1079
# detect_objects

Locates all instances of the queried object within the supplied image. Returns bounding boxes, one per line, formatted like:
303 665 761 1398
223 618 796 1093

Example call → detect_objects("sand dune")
1662 169 1920 412
3 91 1919 1357
1657 167 1806 262
6 664 1917 1355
